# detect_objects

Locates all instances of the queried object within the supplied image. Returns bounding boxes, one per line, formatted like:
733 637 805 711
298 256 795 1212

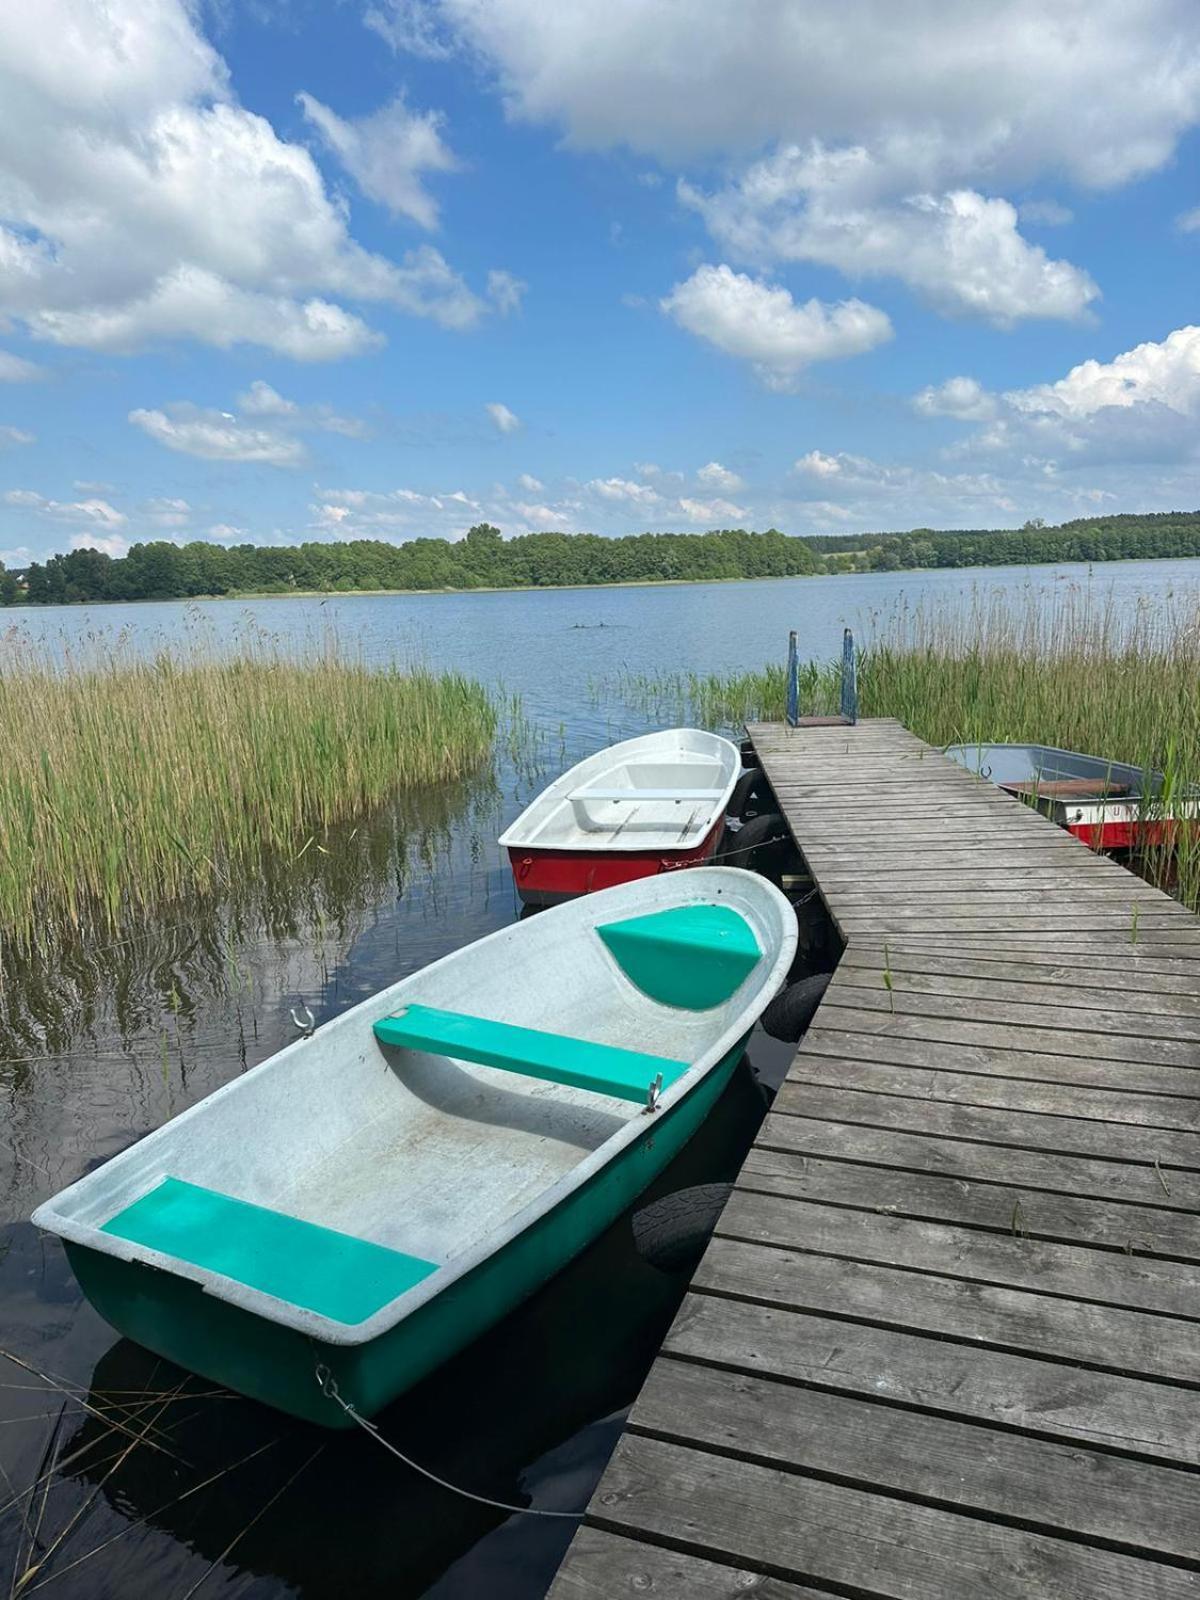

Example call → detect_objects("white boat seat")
568 786 725 804
373 1003 687 1103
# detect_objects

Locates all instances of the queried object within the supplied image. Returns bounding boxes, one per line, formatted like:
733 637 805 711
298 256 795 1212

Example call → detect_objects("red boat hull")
507 818 726 906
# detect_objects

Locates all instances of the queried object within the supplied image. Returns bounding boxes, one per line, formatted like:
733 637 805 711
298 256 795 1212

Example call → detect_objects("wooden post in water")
840 627 858 724
785 630 799 726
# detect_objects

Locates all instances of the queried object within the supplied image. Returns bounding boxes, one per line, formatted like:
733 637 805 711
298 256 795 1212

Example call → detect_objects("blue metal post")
785 630 799 726
840 628 858 724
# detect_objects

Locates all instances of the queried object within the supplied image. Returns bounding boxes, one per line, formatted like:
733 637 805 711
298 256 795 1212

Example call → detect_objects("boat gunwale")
32 868 796 1349
498 729 742 854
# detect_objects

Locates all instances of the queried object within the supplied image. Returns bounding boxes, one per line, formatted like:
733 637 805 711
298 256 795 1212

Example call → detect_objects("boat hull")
64 1039 746 1428
508 817 726 907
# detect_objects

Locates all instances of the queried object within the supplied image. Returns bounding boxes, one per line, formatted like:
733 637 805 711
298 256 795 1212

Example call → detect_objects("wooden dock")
549 718 1200 1600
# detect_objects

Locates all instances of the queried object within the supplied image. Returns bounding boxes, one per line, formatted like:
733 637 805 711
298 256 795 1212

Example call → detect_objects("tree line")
2 512 1199 605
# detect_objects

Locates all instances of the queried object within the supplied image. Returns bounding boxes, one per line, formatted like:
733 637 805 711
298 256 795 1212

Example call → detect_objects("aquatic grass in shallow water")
0 634 498 954
620 585 1200 908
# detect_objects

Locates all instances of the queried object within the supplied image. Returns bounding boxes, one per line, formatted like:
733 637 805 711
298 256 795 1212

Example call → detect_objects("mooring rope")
314 1366 585 1520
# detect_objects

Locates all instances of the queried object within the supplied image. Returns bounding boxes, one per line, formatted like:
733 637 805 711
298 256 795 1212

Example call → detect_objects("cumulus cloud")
794 450 843 478
697 461 745 491
0 425 34 448
393 2 1200 323
681 165 1098 325
661 264 891 389
312 483 484 539
142 497 191 528
0 0 505 358
298 91 459 230
913 376 998 421
486 401 521 433
70 531 130 558
1007 325 1200 418
586 476 661 506
236 379 368 437
5 490 127 528
679 495 747 523
407 0 1200 186
517 472 543 491
130 406 307 466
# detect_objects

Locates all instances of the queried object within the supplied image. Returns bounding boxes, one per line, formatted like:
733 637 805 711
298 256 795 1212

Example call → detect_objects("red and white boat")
944 742 1200 850
500 729 741 906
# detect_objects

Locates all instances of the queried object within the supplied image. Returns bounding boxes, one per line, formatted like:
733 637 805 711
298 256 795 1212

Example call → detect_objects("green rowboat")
32 867 796 1427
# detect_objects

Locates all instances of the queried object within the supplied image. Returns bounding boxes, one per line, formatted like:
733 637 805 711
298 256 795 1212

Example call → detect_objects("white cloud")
70 531 130 558
142 496 191 528
486 401 521 433
0 351 43 382
311 483 484 540
678 495 747 523
517 472 543 491
512 501 565 528
130 406 307 466
5 490 126 528
236 379 368 437
487 270 528 315
0 0 498 358
696 461 744 491
365 0 456 60
1007 326 1200 419
913 376 998 421
416 1 1200 186
682 167 1098 325
661 264 891 389
237 381 299 418
298 91 458 231
410 2 1200 323
1177 207 1200 233
794 450 842 478
587 476 661 506
0 425 34 448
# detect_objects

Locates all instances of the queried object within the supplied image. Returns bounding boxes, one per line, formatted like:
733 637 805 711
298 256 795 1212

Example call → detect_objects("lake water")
3 554 1198 1598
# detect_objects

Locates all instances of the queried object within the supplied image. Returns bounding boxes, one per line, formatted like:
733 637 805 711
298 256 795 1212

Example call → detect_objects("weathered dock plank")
548 719 1200 1598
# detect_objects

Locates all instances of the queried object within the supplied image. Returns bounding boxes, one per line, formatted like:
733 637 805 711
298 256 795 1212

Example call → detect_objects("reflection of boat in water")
34 869 794 1428
944 742 1200 849
500 729 741 905
54 1056 769 1600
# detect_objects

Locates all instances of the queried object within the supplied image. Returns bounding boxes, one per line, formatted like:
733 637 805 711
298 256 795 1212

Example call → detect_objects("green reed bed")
0 635 497 954
624 585 1200 907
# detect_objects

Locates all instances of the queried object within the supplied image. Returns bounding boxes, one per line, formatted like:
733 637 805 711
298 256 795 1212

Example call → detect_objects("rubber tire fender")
760 971 832 1042
631 1182 734 1272
719 809 786 869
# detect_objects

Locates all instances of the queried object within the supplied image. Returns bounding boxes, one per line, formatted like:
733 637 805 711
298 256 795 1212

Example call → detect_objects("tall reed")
622 583 1200 907
0 632 497 954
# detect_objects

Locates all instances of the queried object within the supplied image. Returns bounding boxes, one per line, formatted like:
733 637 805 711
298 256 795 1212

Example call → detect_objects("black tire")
719 810 786 871
725 767 761 820
631 1183 734 1272
760 972 831 1042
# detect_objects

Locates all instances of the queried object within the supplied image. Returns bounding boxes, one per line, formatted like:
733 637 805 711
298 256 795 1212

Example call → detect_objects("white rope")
314 1367 585 1520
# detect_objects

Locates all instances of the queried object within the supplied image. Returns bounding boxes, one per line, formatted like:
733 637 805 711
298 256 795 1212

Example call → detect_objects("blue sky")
1 0 1198 563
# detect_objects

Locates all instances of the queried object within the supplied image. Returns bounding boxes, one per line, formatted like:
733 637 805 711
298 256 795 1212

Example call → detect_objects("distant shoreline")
6 552 1200 612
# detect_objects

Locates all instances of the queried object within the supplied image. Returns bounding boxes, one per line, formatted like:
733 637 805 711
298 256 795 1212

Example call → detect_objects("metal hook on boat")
290 1002 316 1039
645 1071 664 1114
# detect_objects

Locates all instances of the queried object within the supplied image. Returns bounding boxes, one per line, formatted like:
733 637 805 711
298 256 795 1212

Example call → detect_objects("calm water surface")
3 557 1198 1597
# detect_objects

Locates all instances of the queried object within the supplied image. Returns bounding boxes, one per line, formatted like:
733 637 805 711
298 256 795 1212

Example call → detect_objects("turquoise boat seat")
374 1004 687 1104
102 1176 437 1325
598 903 762 1010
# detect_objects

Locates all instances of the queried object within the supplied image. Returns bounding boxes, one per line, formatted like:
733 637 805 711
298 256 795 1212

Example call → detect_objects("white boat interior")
499 729 741 853
34 869 796 1343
